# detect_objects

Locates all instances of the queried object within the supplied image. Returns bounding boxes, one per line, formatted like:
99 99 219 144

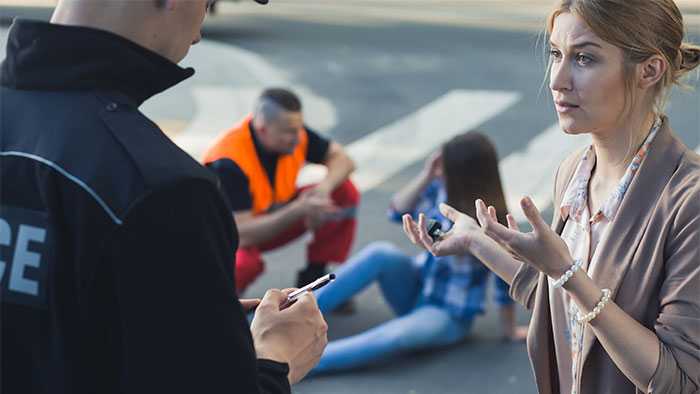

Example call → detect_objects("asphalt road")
1 3 698 393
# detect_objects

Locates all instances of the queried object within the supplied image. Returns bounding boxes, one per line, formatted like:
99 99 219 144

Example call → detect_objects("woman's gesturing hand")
474 196 572 278
402 203 493 257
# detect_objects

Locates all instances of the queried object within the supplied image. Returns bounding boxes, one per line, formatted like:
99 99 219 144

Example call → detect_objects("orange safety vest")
203 115 308 215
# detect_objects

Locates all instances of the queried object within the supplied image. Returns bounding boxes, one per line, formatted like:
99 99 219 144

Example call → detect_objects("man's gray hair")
252 88 302 124
253 97 286 123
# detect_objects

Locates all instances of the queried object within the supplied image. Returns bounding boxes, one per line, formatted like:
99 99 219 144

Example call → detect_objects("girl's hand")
422 151 443 180
475 196 572 278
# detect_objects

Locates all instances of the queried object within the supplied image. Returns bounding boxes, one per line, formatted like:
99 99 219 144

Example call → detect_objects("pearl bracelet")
552 259 584 289
576 288 612 324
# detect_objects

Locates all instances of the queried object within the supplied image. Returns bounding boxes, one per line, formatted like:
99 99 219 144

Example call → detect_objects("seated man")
204 88 359 294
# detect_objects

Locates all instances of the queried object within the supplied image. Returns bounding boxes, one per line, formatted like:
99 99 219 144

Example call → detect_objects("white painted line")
0 28 9 63
299 90 521 191
351 90 520 191
499 123 590 222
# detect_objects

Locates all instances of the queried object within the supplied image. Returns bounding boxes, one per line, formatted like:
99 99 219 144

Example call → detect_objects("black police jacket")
0 20 290 394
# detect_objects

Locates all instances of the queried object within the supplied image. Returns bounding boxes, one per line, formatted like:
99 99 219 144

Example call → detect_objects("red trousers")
234 179 360 292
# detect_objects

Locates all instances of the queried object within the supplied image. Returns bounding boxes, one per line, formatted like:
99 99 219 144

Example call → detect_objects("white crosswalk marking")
499 123 590 222
300 90 521 191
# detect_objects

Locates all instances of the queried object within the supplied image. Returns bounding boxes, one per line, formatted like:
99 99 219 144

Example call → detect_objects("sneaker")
296 265 327 288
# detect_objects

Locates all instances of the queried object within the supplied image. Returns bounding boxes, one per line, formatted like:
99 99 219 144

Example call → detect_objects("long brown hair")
442 132 508 225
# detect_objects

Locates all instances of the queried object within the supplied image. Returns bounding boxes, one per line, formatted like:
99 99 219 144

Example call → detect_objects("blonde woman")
403 1 700 393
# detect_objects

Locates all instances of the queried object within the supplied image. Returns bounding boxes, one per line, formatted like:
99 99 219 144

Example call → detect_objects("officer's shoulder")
2 89 221 227
79 93 221 219
95 94 217 188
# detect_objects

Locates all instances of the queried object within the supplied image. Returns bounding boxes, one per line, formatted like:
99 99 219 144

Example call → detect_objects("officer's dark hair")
442 131 509 226
154 0 166 8
259 88 302 113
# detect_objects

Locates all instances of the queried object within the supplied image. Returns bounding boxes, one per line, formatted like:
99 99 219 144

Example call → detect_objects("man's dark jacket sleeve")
105 178 291 394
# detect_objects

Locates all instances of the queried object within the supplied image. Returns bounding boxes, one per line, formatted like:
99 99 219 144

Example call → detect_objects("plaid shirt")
389 180 512 322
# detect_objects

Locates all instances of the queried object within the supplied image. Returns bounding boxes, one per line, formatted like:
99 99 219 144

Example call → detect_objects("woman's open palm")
474 197 572 278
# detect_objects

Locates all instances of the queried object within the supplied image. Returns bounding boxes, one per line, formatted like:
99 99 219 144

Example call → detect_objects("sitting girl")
312 131 528 374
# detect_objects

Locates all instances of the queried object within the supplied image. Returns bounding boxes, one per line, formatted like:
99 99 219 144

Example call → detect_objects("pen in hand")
280 273 336 309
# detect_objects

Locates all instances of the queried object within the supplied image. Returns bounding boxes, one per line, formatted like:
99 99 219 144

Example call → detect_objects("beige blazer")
510 118 700 394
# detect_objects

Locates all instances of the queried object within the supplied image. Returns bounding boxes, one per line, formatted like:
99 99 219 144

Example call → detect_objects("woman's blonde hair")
546 0 700 115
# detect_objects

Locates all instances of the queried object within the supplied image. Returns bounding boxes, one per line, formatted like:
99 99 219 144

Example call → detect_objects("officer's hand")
250 289 328 384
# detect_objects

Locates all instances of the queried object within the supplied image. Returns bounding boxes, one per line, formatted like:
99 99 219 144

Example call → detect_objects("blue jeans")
312 242 473 374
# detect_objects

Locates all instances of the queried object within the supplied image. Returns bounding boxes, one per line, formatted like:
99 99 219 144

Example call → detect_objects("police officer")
0 1 326 394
